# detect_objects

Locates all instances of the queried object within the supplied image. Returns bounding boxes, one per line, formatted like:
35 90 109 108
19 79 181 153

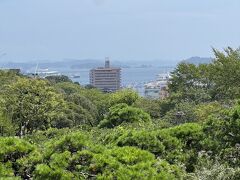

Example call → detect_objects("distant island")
181 56 213 65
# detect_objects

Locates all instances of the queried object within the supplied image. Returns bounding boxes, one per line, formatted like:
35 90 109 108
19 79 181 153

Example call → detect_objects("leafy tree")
134 98 162 119
99 103 151 128
24 128 72 145
2 47 240 179
0 112 15 136
110 89 139 106
66 93 98 121
202 102 240 166
2 78 65 136
169 63 200 94
168 47 240 103
209 47 240 100
163 102 198 125
84 84 96 89
194 102 223 123
53 102 95 128
79 88 110 119
168 63 212 104
54 82 83 95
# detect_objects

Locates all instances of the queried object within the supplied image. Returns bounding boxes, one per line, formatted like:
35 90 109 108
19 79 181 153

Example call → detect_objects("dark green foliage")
54 82 83 95
134 98 162 119
84 84 96 89
46 75 72 84
169 63 211 103
65 93 99 125
202 103 240 167
163 102 197 125
1 47 240 179
0 112 16 136
24 128 72 145
209 47 240 100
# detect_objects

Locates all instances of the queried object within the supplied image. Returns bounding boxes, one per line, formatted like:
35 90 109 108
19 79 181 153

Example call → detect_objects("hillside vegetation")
1 47 240 179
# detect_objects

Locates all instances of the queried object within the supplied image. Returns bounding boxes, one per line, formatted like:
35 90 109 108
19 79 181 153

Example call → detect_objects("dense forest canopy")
1 47 240 179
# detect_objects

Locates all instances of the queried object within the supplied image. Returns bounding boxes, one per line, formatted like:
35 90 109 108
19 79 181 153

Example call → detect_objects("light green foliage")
0 137 35 179
102 127 182 159
110 89 139 106
52 101 94 128
164 123 203 150
31 132 184 179
1 47 240 179
99 103 151 128
0 70 19 89
2 78 65 136
101 123 203 172
162 101 223 126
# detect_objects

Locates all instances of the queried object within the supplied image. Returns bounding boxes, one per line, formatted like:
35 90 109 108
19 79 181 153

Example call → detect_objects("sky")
0 0 240 62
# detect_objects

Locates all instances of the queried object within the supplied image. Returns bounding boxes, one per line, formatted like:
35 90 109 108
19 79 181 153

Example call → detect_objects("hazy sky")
0 0 240 62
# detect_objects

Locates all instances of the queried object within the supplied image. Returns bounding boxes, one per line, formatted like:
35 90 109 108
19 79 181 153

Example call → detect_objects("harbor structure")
144 73 170 99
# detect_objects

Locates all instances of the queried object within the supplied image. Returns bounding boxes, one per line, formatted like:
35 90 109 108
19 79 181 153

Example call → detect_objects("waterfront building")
144 73 169 99
89 58 121 92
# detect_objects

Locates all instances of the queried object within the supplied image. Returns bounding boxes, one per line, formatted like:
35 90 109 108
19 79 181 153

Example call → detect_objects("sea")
54 66 175 95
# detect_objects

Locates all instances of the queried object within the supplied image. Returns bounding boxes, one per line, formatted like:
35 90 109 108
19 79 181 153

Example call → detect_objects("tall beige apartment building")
89 58 121 92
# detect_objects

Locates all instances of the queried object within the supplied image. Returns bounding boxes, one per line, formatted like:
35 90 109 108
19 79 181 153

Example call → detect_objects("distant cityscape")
0 56 212 99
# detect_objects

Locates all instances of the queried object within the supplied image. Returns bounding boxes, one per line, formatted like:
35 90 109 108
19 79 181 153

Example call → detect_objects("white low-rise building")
144 73 170 99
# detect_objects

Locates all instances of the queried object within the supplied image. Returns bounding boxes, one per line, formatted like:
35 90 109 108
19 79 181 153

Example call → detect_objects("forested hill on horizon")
1 47 240 179
0 57 211 71
181 57 213 65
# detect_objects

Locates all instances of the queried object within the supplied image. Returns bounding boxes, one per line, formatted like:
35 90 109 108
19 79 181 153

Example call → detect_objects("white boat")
36 69 61 78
